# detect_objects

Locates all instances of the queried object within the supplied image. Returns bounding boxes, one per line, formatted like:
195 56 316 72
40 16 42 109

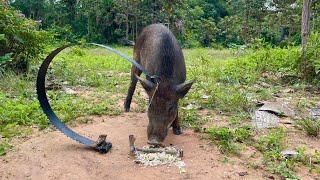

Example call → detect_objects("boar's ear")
175 80 194 98
135 74 155 92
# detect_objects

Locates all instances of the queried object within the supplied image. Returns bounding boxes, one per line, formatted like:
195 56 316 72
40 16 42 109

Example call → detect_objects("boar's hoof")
124 103 130 112
173 127 182 135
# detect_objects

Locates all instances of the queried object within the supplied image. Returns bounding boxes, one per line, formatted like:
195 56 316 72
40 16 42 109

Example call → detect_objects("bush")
307 33 320 78
206 126 254 154
296 119 320 137
0 2 50 73
47 25 77 43
220 46 300 85
256 128 286 154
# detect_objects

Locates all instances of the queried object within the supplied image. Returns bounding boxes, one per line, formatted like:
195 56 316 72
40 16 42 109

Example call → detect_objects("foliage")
296 119 320 137
306 33 320 77
0 1 49 73
255 128 286 158
206 126 253 154
0 140 10 156
47 25 77 43
0 46 129 139
254 128 302 179
8 0 319 47
267 161 300 180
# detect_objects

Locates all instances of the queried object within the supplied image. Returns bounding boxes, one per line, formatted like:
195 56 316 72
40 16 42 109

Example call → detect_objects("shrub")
296 119 320 137
206 126 254 154
0 2 50 73
307 33 320 77
47 25 77 43
255 128 286 155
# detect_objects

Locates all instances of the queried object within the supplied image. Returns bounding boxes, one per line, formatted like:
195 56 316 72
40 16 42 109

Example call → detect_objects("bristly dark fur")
125 24 192 143
159 32 175 79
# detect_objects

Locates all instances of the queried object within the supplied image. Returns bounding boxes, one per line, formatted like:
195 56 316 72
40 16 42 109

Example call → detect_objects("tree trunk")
135 16 138 40
301 0 315 81
244 0 250 45
87 13 91 37
302 0 312 50
125 0 129 40
152 0 156 23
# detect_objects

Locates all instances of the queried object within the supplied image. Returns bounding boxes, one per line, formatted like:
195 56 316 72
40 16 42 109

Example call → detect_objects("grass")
254 128 310 179
255 128 286 161
0 140 10 156
296 119 320 137
206 125 254 154
0 46 133 155
206 124 316 179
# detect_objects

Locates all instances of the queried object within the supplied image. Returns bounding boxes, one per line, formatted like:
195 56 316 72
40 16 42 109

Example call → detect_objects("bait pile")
134 146 186 173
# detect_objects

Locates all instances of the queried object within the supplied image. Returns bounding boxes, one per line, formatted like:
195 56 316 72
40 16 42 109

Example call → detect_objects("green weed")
0 123 32 138
296 119 320 137
180 109 202 130
255 128 286 161
0 140 10 156
228 113 250 126
254 128 305 179
267 161 299 180
206 126 254 154
234 125 253 143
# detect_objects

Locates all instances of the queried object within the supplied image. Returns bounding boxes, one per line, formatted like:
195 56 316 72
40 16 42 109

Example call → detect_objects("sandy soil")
0 112 270 180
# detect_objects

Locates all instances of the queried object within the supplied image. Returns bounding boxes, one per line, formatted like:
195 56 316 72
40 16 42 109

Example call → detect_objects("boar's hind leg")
172 112 182 135
124 66 141 112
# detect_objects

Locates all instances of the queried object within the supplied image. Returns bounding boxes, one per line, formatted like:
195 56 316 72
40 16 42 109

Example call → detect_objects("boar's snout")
147 122 168 146
147 138 163 146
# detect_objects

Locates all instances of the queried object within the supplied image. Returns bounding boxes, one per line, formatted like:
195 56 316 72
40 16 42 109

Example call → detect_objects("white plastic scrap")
134 146 186 173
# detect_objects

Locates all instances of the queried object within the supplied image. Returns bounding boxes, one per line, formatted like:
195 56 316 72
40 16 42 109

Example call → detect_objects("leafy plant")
307 33 320 76
180 109 202 130
234 125 253 143
296 119 320 137
255 128 286 157
206 126 254 154
206 126 239 154
0 140 10 156
267 161 299 180
0 2 50 73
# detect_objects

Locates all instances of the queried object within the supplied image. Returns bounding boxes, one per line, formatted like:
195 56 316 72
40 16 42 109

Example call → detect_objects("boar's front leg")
124 66 141 112
172 111 182 135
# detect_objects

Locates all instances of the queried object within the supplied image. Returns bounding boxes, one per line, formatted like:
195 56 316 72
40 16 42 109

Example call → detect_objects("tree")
300 0 315 81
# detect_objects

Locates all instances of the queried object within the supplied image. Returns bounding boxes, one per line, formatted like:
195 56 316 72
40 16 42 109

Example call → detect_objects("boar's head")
136 75 194 146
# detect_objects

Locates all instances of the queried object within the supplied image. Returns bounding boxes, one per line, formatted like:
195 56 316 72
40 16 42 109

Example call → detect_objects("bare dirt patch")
0 113 269 180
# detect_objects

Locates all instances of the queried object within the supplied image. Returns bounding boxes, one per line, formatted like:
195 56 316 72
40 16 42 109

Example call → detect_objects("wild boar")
124 24 194 146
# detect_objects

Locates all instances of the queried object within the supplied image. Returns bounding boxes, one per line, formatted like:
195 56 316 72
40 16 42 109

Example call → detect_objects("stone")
62 87 77 95
252 110 279 129
310 108 320 120
282 88 294 93
202 95 210 99
281 150 298 158
238 171 248 176
258 102 295 117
